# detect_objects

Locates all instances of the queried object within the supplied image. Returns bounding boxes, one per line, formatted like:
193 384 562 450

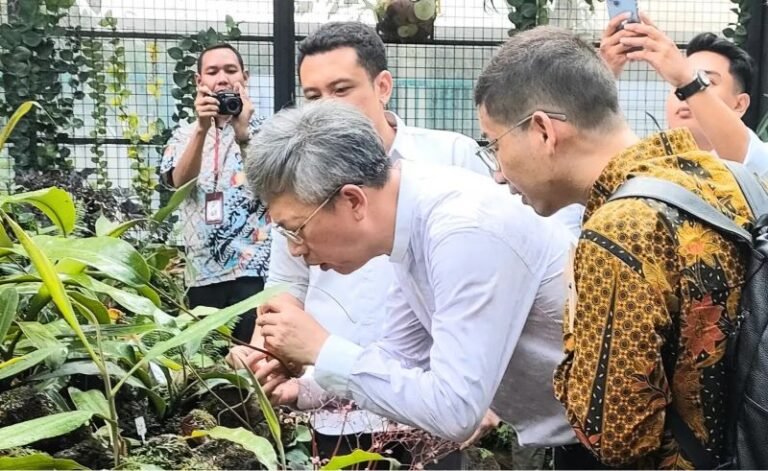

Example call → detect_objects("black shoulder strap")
724 161 768 218
609 176 752 244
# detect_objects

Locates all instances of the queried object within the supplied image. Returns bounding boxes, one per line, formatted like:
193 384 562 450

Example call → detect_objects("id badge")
205 192 224 225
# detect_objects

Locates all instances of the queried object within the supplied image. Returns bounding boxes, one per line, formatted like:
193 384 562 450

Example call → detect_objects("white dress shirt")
266 112 489 435
742 128 768 179
312 160 577 446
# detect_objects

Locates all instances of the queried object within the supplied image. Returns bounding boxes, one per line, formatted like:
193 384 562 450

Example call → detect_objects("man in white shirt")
229 21 494 466
242 100 577 451
600 13 768 176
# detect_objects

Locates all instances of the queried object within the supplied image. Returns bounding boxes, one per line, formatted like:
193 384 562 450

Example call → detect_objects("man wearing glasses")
242 100 578 453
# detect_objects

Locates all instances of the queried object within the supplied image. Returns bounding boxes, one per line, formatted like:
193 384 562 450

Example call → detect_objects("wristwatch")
674 70 711 101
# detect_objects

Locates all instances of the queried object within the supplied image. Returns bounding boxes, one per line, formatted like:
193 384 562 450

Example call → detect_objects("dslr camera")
212 91 243 116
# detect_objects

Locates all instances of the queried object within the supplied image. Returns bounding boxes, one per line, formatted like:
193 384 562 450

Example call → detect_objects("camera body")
213 91 243 116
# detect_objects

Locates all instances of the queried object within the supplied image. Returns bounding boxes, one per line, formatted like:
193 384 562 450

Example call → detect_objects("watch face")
697 70 712 86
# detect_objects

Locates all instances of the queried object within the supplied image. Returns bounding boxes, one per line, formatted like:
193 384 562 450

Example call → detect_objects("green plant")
368 0 440 42
484 0 553 33
0 0 81 172
80 35 110 190
723 0 751 46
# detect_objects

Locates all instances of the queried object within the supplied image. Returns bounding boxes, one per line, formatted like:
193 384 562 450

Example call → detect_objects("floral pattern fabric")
553 128 755 468
160 118 271 287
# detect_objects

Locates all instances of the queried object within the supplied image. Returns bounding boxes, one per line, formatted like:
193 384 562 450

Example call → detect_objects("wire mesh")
0 0 746 190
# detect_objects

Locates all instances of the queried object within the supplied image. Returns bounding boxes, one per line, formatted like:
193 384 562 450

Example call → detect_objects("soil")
193 438 261 470
0 385 90 454
54 436 114 470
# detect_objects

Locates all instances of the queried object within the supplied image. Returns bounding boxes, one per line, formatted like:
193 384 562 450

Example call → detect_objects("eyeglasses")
272 183 358 245
476 111 568 174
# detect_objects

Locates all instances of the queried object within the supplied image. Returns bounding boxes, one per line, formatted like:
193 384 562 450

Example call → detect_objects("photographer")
161 43 270 342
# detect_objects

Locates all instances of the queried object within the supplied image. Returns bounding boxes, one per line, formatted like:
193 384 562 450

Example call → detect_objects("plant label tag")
205 191 224 225
135 416 147 443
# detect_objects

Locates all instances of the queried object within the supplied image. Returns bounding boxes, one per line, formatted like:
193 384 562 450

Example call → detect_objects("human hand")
620 14 695 88
256 297 330 367
195 84 219 131
599 12 638 78
232 81 255 142
460 409 501 450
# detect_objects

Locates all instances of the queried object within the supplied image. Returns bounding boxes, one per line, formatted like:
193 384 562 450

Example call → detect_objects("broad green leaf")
18 321 64 350
69 275 173 325
112 285 284 395
151 177 196 223
94 214 119 237
320 450 397 470
242 359 284 468
69 290 111 325
0 287 18 340
32 235 150 287
79 323 160 338
68 387 110 418
136 285 161 308
191 426 277 471
0 453 87 470
17 322 67 369
105 218 146 238
0 347 58 381
0 411 93 450
30 360 146 390
0 224 12 248
1 214 97 362
1 188 76 236
0 101 38 153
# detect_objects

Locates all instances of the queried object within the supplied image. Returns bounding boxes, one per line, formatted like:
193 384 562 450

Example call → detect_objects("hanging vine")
723 0 751 46
81 34 110 189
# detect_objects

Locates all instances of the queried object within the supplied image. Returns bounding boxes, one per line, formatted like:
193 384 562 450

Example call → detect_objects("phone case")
607 0 639 23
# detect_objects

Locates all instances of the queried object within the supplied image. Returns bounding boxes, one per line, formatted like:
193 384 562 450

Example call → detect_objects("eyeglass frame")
272 183 361 245
476 111 568 174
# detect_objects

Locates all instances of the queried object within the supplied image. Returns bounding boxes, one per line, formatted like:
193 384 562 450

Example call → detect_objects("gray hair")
475 26 621 130
244 100 391 205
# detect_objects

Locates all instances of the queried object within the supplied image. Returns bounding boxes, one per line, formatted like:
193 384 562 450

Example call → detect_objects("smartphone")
607 0 639 28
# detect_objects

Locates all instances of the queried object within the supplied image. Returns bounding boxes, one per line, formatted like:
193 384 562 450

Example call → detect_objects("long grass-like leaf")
0 452 87 470
0 287 18 341
1 188 76 236
191 426 278 470
1 213 97 361
320 450 398 470
0 347 58 381
0 101 38 153
151 178 197 223
0 411 93 450
111 285 284 395
68 387 110 418
241 361 285 469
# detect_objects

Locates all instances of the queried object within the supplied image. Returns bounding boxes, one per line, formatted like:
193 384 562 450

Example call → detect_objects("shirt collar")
584 127 699 221
386 111 420 162
390 159 415 264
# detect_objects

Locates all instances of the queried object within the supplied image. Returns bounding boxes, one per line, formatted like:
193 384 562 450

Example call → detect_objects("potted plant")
370 0 440 42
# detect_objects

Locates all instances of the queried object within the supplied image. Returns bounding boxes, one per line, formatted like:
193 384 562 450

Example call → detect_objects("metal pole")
273 0 296 112
743 0 767 129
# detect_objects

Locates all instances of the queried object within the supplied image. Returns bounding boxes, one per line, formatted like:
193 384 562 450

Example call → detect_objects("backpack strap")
724 161 768 218
609 176 752 244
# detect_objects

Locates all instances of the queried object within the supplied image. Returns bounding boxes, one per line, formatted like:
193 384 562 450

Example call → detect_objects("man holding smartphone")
600 12 768 176
161 43 271 343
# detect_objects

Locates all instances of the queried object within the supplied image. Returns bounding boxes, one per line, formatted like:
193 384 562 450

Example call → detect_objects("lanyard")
212 127 223 192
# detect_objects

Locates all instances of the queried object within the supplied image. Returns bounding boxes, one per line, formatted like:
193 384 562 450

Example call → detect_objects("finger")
236 81 250 101
603 12 631 37
226 347 250 368
197 85 213 97
622 22 661 40
255 359 284 382
262 374 288 396
625 49 651 63
620 36 657 52
638 10 655 27
256 311 283 327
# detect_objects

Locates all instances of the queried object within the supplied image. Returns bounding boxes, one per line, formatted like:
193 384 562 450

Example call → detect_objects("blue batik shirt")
161 117 271 287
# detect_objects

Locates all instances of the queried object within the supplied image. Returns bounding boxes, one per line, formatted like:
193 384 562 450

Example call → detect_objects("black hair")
686 33 755 93
197 43 245 74
298 22 387 80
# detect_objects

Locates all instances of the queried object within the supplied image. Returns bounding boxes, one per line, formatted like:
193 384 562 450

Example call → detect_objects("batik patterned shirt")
161 118 271 287
554 128 755 468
